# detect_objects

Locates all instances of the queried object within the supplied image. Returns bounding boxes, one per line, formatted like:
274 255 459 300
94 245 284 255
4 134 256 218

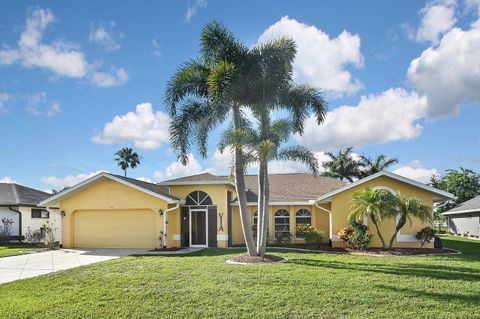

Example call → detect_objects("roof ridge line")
11 183 20 203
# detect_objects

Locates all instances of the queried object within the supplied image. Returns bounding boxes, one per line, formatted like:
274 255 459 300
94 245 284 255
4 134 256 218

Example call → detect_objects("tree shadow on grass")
375 283 480 305
288 258 480 282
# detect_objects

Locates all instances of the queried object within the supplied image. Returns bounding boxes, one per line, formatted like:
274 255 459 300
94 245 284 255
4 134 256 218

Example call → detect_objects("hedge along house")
40 171 453 249
0 183 61 242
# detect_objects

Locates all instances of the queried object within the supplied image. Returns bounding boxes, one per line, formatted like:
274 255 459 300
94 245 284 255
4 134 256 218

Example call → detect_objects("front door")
190 209 208 247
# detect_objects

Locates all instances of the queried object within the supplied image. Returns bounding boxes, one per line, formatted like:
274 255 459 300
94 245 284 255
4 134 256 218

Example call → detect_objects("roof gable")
159 172 233 185
315 171 454 203
39 173 179 207
443 195 480 215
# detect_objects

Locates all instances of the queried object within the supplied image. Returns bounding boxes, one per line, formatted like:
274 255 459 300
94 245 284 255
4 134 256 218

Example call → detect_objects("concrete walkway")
0 247 203 285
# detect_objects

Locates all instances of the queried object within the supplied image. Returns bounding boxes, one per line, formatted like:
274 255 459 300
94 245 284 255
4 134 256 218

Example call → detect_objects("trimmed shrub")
338 220 373 250
415 227 436 248
296 225 324 246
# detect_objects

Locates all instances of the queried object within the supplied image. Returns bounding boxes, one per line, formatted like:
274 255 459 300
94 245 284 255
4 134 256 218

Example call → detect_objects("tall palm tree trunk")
233 105 257 256
389 215 406 250
369 213 387 249
256 159 265 254
259 160 269 256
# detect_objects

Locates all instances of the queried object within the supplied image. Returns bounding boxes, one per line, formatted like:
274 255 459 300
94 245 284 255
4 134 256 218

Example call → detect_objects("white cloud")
153 154 205 181
92 102 170 150
0 92 9 112
136 176 152 183
416 1 457 45
210 148 233 175
258 16 363 96
392 160 439 184
0 177 17 183
40 170 105 188
90 68 128 87
0 8 89 77
151 36 162 58
25 92 61 117
407 20 480 119
89 21 123 51
295 88 427 151
0 8 127 88
184 0 207 22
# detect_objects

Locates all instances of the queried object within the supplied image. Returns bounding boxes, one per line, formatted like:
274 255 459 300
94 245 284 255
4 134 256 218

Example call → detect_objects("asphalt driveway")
0 248 147 284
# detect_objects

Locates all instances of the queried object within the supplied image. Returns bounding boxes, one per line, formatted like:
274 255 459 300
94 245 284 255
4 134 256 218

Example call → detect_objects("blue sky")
1 0 479 191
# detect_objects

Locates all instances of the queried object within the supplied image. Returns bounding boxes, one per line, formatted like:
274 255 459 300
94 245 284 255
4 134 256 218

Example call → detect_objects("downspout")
314 200 333 241
8 206 22 242
163 203 180 249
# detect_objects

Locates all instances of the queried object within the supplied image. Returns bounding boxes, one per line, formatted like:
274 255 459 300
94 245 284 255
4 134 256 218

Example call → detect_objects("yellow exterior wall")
330 175 434 248
58 178 171 248
231 204 330 245
167 184 234 247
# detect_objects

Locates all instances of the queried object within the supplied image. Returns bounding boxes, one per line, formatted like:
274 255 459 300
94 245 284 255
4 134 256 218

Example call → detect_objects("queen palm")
322 147 363 182
349 188 397 249
165 21 258 255
166 22 326 256
220 113 321 256
114 147 140 177
388 194 432 250
360 155 398 178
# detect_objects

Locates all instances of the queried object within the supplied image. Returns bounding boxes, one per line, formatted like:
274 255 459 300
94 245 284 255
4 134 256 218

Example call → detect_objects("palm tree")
166 22 326 256
349 188 397 249
220 114 321 256
115 147 140 177
245 38 326 256
165 21 257 255
360 155 398 178
322 147 363 182
388 194 432 250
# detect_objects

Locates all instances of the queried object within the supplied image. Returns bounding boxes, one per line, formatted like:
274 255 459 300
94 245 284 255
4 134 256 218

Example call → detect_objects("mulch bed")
149 247 184 252
228 254 286 264
339 247 458 256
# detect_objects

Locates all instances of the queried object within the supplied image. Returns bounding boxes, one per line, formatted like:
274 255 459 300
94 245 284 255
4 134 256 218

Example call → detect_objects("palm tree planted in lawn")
322 147 363 182
165 21 257 255
220 113 321 256
349 188 397 249
388 194 432 250
115 147 140 177
165 21 326 257
360 154 398 178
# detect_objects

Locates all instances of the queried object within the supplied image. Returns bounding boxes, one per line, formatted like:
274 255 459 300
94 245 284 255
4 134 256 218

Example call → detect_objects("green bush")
296 225 324 246
337 220 373 250
415 227 436 248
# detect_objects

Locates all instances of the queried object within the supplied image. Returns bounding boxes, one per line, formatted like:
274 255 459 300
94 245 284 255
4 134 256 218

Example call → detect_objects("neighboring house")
39 171 453 249
0 183 61 242
442 195 480 237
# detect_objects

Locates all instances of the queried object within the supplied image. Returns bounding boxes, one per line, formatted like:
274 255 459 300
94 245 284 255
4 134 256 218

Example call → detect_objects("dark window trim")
31 208 49 219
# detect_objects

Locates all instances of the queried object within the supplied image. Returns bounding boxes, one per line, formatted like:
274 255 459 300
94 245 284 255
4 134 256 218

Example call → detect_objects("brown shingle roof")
159 172 346 202
242 173 347 202
108 174 179 201
159 172 231 184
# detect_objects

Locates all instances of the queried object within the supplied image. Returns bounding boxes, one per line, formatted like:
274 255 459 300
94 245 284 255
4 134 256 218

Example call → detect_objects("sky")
1 0 479 192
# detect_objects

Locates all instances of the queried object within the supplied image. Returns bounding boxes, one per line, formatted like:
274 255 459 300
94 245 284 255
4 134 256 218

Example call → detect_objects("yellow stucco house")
40 171 453 249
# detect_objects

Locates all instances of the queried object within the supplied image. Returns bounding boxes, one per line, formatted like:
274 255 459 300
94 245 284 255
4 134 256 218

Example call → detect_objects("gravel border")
226 256 289 265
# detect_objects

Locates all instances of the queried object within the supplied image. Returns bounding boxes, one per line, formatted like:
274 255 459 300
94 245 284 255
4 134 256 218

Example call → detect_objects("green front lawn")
0 236 479 318
0 244 42 258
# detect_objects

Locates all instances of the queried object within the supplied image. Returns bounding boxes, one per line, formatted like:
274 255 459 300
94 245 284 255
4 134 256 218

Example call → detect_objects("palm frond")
276 145 319 175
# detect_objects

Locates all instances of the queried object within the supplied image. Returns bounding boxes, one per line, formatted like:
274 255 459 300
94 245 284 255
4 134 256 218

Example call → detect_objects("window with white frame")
295 209 312 238
296 209 311 226
274 209 290 235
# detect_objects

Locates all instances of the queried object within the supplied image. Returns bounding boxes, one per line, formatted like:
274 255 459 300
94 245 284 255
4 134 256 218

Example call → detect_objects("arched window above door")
185 191 213 206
